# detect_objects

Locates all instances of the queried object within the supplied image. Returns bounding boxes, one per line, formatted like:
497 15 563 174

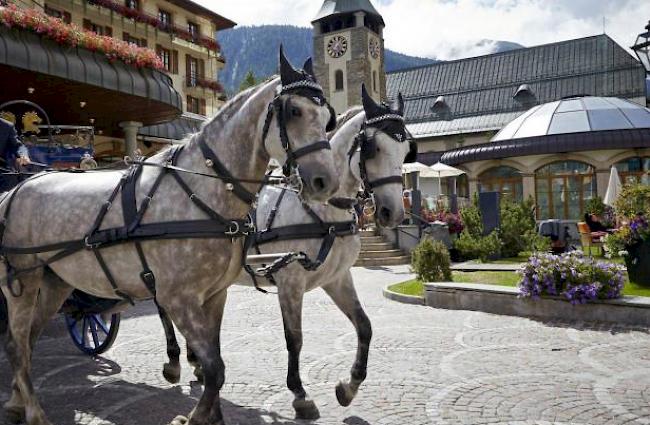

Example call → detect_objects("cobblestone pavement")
2 265 650 424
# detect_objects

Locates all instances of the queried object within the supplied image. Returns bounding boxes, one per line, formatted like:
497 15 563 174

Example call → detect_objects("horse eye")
290 107 302 117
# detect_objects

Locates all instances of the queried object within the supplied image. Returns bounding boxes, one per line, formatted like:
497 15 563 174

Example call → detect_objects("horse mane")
328 106 364 139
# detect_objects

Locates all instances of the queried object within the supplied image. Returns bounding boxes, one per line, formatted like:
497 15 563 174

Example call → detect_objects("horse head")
354 84 413 228
262 46 339 202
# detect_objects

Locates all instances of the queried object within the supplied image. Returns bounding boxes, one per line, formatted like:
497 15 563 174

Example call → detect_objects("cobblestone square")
2 265 650 424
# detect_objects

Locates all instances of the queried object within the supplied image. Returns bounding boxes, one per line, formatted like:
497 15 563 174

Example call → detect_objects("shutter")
199 59 205 78
200 98 206 116
172 50 179 74
63 12 72 24
186 54 192 85
83 19 92 31
105 26 112 37
155 44 162 55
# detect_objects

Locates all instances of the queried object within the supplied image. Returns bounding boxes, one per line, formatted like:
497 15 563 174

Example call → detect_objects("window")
84 20 112 36
123 32 147 47
615 157 650 185
45 5 71 24
156 46 171 72
334 70 344 91
478 166 523 202
187 96 205 115
186 56 199 86
188 22 200 39
535 161 595 220
125 0 138 10
158 9 172 28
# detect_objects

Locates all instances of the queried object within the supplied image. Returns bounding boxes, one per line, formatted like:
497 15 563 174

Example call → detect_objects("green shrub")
585 196 606 216
454 230 502 262
524 229 551 253
411 238 452 282
499 197 536 258
615 184 650 218
459 202 482 238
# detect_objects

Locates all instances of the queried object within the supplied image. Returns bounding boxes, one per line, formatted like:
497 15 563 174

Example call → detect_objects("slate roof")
313 0 383 24
386 35 647 139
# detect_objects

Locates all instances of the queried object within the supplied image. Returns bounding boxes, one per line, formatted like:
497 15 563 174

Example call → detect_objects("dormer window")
431 96 452 120
513 84 536 106
188 22 200 39
125 0 138 10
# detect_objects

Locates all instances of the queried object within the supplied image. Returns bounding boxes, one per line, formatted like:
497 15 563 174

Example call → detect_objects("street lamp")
632 20 650 73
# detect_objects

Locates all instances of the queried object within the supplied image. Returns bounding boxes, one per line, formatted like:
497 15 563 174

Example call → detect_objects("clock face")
369 37 381 59
327 36 348 58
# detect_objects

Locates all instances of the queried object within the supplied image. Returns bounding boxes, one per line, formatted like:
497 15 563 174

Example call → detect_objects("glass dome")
492 96 650 142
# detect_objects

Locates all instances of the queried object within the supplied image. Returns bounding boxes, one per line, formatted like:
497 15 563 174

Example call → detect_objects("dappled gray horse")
0 48 339 425
159 85 416 420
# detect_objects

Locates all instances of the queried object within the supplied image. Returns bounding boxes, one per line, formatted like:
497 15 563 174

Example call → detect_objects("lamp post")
632 20 650 73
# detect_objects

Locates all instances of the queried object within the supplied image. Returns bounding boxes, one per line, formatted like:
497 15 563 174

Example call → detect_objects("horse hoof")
170 415 188 425
193 367 204 383
163 363 181 384
293 399 320 420
4 404 25 424
335 381 356 407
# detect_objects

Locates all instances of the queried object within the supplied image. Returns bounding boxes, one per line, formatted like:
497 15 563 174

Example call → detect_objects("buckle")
225 221 240 236
84 235 100 250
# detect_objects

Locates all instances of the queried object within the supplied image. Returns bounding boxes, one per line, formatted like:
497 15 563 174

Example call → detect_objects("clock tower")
312 0 386 113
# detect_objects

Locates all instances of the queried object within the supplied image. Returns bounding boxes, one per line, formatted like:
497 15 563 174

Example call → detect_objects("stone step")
360 236 384 243
355 255 411 267
359 249 405 259
360 242 394 251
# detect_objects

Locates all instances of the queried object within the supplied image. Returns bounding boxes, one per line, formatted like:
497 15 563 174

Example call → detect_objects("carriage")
0 100 120 355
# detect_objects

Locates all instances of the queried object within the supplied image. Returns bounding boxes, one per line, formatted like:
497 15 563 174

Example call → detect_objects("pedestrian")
0 118 31 191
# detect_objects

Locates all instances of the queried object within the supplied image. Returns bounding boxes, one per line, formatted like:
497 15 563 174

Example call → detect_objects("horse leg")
163 290 227 425
2 271 54 425
322 271 372 407
278 281 319 420
157 303 182 384
4 270 73 423
186 343 203 382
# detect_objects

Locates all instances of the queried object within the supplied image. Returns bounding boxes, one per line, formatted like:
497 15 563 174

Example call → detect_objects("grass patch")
388 270 650 298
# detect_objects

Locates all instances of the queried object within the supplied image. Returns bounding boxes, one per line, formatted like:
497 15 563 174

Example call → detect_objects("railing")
186 76 224 93
85 0 221 52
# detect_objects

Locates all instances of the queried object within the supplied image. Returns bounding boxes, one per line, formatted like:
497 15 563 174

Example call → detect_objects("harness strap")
135 242 156 297
266 188 288 230
255 222 357 244
289 141 331 161
197 135 256 205
93 248 134 305
170 170 229 225
366 175 404 189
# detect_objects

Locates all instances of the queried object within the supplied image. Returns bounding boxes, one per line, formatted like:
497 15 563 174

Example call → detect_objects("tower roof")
312 0 384 25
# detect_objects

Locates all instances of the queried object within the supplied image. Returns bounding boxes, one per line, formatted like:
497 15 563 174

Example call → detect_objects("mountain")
218 25 437 93
217 25 523 94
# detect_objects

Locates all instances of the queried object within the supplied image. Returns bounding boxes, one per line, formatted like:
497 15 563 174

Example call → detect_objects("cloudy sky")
196 0 650 61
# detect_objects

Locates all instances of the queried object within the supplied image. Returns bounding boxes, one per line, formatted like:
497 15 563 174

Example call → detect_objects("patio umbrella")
421 162 466 197
402 162 431 174
604 166 622 207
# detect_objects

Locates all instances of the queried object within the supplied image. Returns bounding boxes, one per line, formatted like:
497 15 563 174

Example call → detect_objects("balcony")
85 0 221 52
186 76 224 94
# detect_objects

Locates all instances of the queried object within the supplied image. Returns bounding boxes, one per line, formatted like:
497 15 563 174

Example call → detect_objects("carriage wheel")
64 312 120 356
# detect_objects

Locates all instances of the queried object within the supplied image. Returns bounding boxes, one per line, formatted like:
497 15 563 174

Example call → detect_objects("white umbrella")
402 161 431 174
604 166 622 207
421 162 465 197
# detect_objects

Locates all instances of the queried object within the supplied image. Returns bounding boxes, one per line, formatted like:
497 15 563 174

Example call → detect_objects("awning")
139 114 206 141
0 26 182 138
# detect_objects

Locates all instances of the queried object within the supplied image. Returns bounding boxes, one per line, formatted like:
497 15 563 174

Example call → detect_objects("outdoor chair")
577 222 604 256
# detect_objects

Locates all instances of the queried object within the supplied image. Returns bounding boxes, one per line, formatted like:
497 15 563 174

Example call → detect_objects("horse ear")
279 45 301 86
362 83 381 118
303 58 315 79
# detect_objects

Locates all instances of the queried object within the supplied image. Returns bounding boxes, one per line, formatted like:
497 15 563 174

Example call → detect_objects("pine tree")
239 70 257 92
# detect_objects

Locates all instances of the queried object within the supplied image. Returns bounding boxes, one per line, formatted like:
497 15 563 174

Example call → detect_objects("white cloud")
195 0 650 61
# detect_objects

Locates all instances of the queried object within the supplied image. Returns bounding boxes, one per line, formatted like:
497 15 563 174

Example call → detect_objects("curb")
424 282 650 327
382 286 425 305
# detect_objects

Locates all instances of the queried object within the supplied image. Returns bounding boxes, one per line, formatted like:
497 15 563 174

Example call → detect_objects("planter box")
625 242 650 287
424 282 650 327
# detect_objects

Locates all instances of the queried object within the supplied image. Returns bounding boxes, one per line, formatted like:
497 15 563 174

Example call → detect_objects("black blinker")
326 104 337 132
404 140 418 163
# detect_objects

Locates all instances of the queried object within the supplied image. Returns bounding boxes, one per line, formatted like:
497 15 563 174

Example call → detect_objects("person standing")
0 118 31 168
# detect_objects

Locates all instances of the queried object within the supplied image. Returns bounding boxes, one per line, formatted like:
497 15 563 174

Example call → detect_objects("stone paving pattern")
2 265 650 424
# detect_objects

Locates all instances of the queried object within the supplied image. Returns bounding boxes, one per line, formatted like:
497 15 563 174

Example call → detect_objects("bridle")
261 79 337 178
348 113 416 213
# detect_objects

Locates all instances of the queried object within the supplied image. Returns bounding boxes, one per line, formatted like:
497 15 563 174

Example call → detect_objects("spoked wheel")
64 312 120 355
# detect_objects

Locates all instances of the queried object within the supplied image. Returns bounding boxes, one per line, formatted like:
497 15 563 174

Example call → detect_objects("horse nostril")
312 176 326 192
379 207 392 223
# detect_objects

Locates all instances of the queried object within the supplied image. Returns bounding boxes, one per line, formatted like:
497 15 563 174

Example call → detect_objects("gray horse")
0 49 339 425
159 85 413 420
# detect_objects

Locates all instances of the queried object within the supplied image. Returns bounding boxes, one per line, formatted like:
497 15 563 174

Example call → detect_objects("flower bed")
0 4 163 70
518 251 625 304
